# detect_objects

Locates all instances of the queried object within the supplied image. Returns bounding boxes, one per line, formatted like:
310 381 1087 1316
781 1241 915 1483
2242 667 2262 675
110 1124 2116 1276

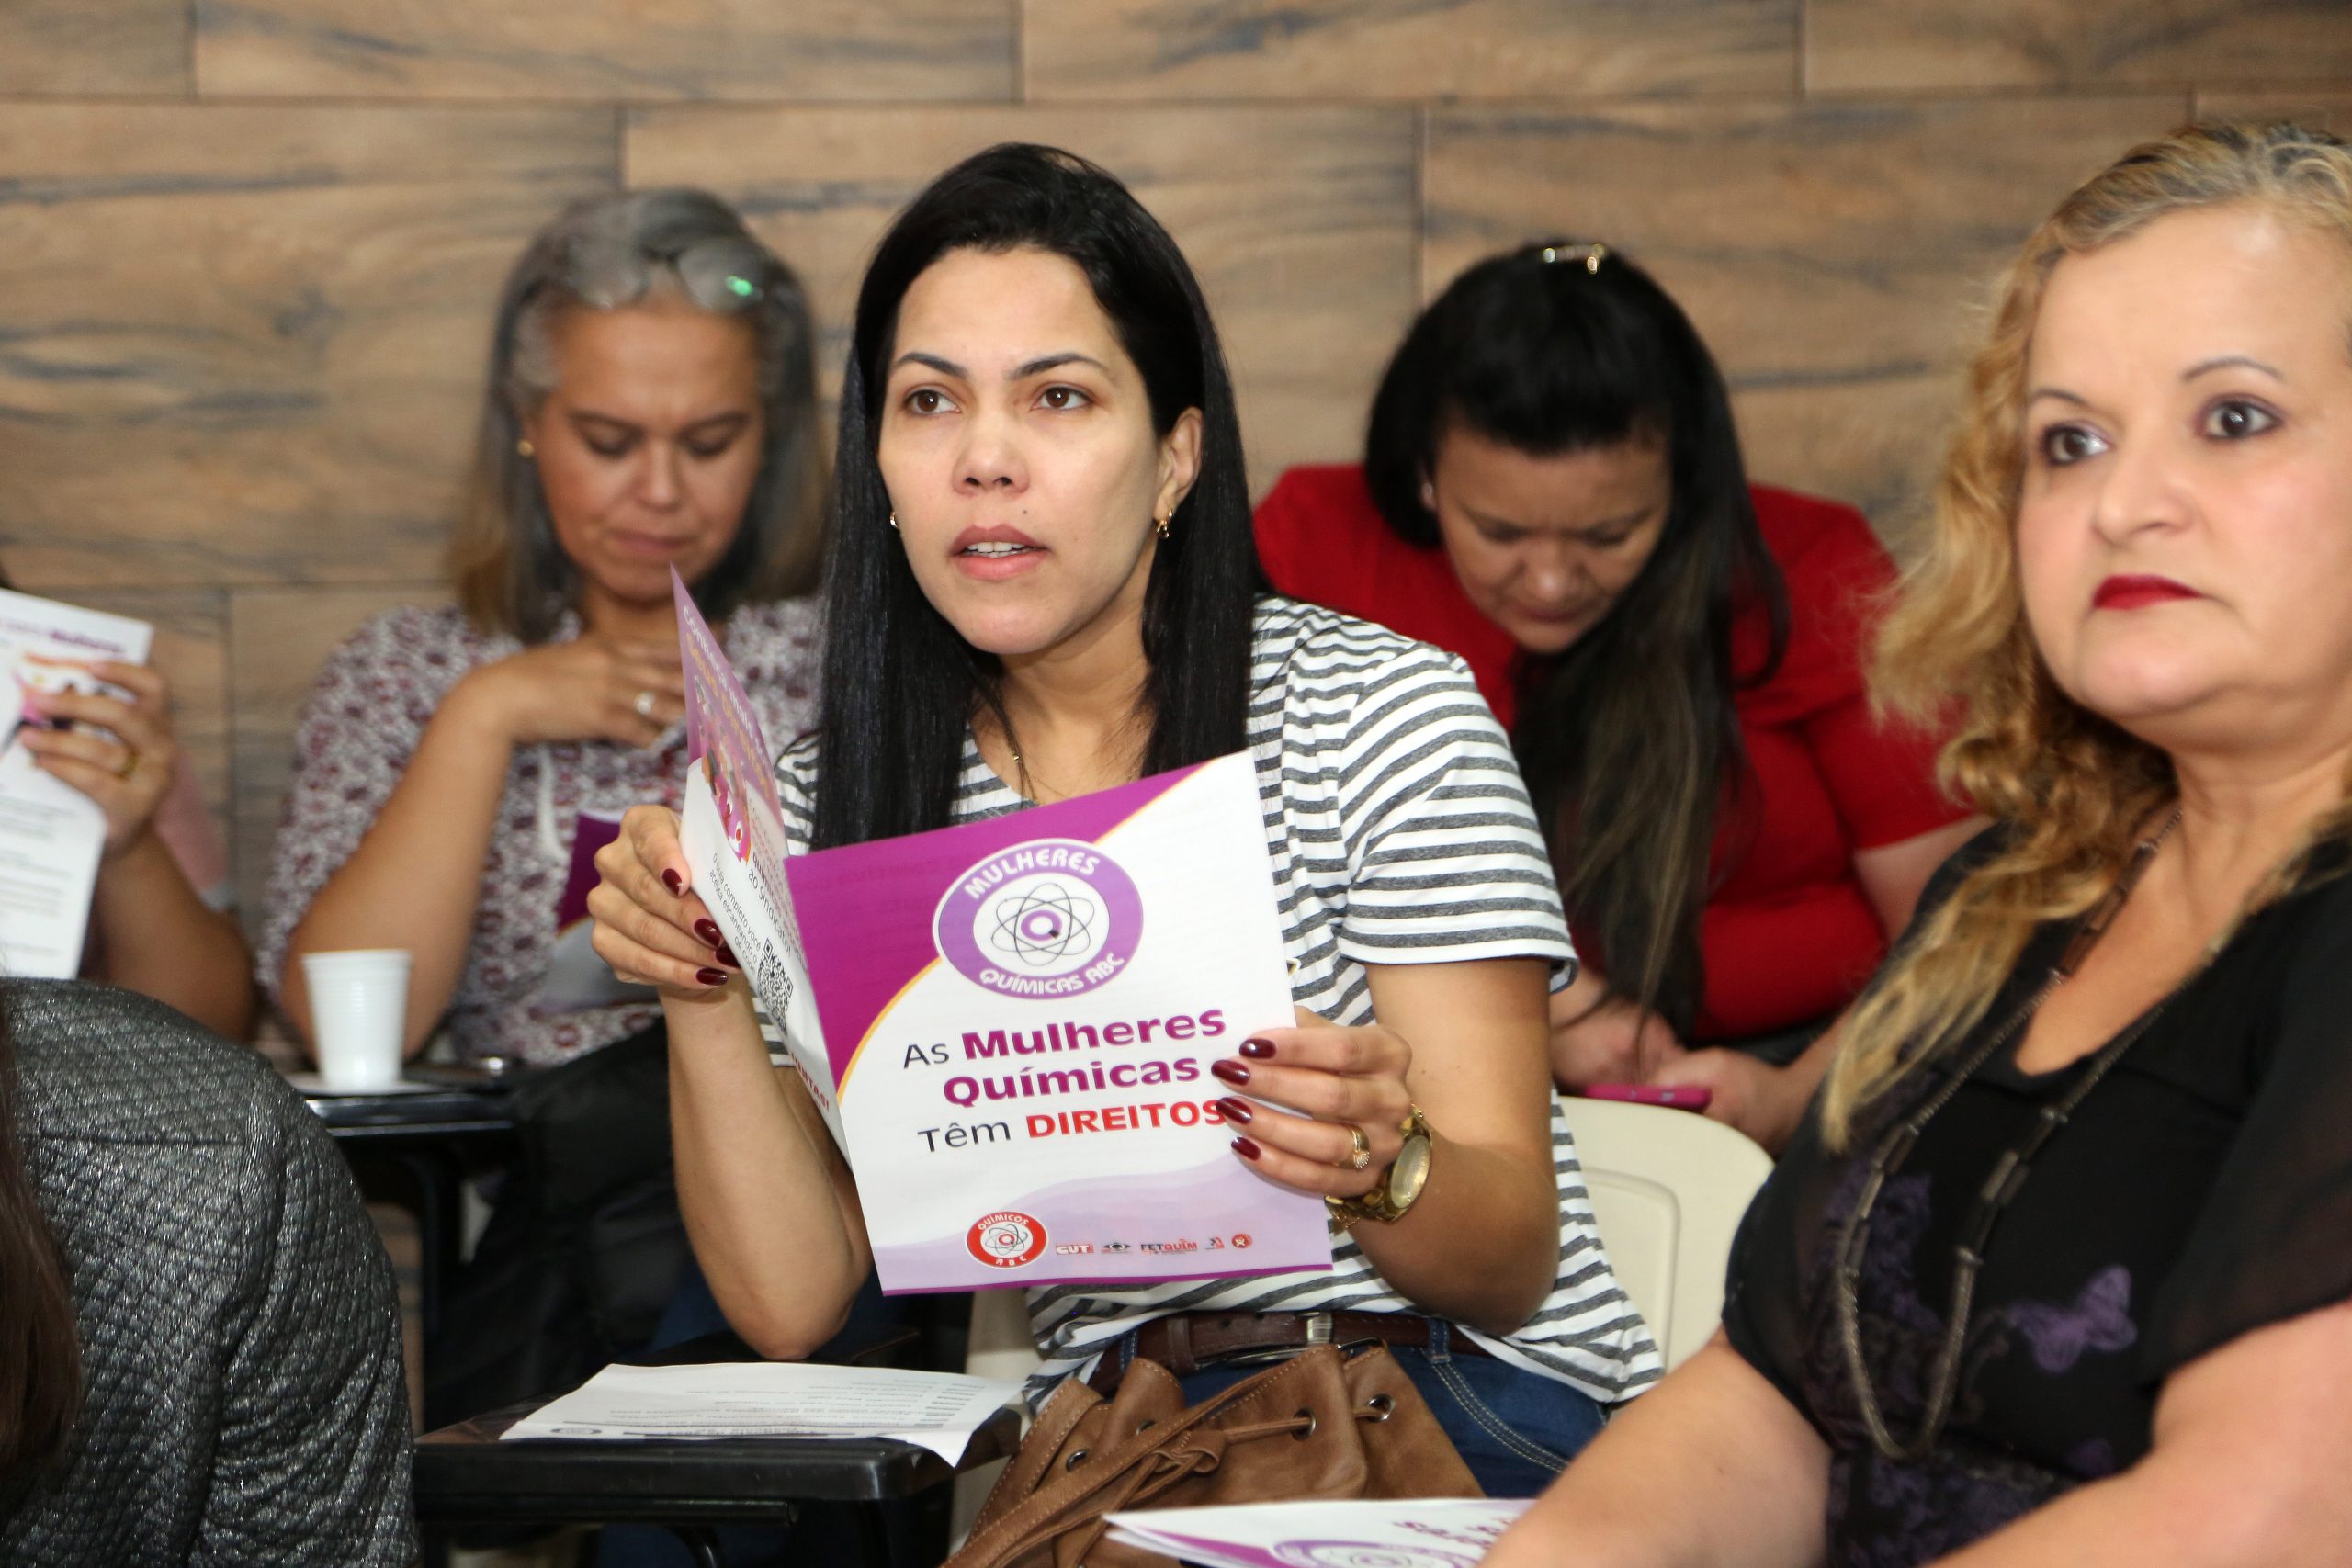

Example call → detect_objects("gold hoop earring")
1153 514 1170 542
516 437 537 459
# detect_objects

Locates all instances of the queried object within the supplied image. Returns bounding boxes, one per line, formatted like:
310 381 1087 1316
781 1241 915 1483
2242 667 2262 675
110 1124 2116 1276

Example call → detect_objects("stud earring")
888 512 900 531
1153 514 1170 542
516 437 537 459
1419 480 1435 510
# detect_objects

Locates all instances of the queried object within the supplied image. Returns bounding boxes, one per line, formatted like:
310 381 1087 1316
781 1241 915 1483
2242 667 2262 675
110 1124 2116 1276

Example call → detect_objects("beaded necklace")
1833 809 2183 1462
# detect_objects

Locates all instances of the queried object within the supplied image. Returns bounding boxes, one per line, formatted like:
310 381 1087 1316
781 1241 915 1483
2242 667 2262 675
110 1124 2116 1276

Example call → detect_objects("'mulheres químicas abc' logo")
933 838 1143 998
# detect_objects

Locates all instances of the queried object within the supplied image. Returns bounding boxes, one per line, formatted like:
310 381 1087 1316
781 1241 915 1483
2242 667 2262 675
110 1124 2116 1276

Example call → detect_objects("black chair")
413 1325 1012 1568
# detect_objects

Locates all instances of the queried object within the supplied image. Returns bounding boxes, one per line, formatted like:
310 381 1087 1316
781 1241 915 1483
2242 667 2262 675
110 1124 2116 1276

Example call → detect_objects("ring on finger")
1342 1122 1372 1171
115 748 141 781
633 689 658 720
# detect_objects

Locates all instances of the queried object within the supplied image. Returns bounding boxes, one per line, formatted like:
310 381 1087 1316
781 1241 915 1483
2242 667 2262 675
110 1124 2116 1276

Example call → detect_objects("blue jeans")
1111 1318 1605 1499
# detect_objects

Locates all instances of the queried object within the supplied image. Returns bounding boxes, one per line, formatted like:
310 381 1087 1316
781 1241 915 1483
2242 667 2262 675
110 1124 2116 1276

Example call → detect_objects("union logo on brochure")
933 838 1144 998
966 1211 1048 1269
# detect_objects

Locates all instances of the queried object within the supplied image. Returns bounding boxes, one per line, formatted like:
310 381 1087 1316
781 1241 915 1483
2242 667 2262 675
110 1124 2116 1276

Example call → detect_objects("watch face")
1386 1134 1431 1209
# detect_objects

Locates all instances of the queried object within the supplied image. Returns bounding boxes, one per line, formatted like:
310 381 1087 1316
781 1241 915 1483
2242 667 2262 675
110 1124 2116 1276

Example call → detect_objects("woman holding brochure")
591 143 1660 1495
261 187 826 1070
1486 121 2352 1567
8 639 254 1038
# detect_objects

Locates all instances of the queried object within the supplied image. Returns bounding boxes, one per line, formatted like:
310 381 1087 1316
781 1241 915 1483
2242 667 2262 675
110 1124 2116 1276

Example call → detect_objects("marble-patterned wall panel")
1023 0 1797 100
2196 88 2352 130
0 104 616 591
228 582 445 934
1807 0 2352 94
1424 95 2183 526
0 0 190 96
49 588 232 828
193 0 1014 102
627 105 1419 494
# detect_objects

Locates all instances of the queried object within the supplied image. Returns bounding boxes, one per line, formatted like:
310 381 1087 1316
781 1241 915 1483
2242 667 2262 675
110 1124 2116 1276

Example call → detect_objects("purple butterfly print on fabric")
2003 1266 2137 1374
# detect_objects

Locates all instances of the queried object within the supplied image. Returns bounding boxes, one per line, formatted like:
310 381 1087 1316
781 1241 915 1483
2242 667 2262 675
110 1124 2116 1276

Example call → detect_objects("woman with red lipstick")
589 144 1660 1495
262 188 825 1072
1256 245 1980 1152
1487 121 2352 1568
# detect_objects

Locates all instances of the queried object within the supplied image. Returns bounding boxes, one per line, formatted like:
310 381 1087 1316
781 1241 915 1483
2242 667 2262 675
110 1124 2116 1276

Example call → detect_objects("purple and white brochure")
1103 1499 1534 1567
673 570 840 1145
671 571 1329 1294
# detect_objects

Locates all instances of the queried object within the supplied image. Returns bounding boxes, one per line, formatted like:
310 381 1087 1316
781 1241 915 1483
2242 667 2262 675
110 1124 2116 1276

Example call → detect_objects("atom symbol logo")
988 880 1100 968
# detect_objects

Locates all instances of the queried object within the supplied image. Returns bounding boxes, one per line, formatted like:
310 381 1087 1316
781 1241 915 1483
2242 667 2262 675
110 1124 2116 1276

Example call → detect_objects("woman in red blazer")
1255 242 1979 1151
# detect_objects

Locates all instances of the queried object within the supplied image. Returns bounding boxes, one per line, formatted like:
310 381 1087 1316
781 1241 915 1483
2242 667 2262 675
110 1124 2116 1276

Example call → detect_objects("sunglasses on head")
560 233 772 315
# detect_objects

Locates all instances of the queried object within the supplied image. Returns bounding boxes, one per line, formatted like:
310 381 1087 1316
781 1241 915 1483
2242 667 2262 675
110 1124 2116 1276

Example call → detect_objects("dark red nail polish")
715 944 740 969
1239 1038 1275 1060
1231 1136 1261 1161
695 919 723 946
1210 1060 1250 1087
695 967 727 986
662 870 684 896
1215 1096 1253 1124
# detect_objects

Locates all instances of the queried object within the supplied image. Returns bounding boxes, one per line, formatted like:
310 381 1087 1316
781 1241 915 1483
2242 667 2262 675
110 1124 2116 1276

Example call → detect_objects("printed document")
502 1362 1024 1463
1105 1498 1535 1567
0 590 153 978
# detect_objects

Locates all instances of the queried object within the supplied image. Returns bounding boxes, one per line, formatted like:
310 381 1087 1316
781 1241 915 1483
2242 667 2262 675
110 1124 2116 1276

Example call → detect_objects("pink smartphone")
1581 1082 1713 1111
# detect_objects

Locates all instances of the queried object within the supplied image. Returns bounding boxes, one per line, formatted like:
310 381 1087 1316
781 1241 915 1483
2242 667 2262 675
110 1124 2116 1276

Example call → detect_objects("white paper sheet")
0 589 153 978
500 1362 1026 1464
1104 1498 1535 1568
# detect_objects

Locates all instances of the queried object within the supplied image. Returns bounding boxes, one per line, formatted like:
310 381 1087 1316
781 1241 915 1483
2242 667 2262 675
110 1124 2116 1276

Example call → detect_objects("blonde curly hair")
1822 122 2352 1147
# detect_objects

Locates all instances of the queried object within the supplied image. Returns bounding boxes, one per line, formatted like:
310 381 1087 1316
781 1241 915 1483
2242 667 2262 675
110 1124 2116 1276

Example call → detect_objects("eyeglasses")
560 232 773 315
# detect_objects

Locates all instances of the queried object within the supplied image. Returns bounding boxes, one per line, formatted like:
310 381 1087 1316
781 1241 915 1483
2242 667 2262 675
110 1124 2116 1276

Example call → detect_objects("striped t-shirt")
766 597 1663 1406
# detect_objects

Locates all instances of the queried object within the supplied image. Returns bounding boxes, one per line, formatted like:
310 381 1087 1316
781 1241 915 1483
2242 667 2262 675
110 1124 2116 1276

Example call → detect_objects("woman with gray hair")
259 187 824 1072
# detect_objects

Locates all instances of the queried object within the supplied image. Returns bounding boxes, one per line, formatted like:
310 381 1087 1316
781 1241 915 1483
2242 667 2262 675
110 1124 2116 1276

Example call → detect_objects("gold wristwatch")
1326 1105 1434 1232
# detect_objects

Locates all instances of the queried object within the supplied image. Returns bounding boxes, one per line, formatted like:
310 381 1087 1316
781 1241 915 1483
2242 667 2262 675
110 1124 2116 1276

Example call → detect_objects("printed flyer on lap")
1104 1499 1534 1568
671 570 1330 1293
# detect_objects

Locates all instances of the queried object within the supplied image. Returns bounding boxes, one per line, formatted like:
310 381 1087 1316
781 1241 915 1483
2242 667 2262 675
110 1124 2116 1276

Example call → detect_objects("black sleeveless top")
1723 830 2352 1565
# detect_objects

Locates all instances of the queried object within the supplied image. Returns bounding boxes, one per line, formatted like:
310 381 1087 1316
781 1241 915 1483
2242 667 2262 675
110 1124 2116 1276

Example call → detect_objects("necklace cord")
1833 809 2184 1462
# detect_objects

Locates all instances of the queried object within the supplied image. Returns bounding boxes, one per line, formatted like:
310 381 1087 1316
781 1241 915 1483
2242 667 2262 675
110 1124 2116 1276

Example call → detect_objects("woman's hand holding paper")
587 802 740 996
1211 1006 1415 1199
19 660 177 858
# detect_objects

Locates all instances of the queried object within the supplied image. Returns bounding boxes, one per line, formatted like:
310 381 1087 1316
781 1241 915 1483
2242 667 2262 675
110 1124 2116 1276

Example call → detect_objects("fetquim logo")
934 838 1143 998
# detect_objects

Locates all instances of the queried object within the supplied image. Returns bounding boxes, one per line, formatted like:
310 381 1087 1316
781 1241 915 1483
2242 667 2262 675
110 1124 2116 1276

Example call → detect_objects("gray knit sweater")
0 982 414 1564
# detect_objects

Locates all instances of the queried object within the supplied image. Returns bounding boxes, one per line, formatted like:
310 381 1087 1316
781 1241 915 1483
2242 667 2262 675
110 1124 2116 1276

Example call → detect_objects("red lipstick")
2092 574 2201 612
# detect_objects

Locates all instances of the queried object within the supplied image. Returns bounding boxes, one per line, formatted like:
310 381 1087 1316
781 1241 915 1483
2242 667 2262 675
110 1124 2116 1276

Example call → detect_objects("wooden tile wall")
0 0 2341 1029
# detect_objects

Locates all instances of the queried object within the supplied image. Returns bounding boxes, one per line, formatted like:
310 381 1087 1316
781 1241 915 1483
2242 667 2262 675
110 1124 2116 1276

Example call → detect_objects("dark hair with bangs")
1367 240 1788 1035
810 143 1263 850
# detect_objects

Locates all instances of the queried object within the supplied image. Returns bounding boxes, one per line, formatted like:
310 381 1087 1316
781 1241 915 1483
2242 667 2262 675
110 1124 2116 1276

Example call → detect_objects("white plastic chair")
954 1290 1043 1543
1557 1096 1775 1369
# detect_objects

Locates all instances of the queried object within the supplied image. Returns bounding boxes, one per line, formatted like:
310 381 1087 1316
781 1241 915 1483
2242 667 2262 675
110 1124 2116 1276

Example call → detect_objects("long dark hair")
811 143 1262 850
0 994 79 1490
1365 242 1787 1034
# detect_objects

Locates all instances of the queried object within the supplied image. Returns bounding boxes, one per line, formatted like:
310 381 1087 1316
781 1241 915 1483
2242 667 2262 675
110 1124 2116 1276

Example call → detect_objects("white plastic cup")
301 949 413 1091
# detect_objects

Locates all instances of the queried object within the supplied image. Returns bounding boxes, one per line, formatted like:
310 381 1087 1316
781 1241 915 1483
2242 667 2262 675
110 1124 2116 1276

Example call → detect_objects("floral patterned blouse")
1724 829 2352 1565
257 601 821 1067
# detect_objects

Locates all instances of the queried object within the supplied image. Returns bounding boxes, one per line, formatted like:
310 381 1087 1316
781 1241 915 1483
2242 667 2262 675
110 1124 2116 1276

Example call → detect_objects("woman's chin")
2069 664 2233 744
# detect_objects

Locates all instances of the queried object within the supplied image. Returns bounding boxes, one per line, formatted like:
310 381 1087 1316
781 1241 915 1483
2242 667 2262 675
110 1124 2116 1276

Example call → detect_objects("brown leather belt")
1087 1311 1492 1393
